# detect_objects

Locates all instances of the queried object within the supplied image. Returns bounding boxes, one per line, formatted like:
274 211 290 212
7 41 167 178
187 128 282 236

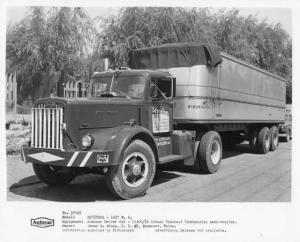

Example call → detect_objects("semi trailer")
21 43 286 199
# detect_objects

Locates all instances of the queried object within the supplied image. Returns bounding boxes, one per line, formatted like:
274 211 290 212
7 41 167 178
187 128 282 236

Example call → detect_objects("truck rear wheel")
32 164 75 186
105 140 156 199
269 126 279 151
257 127 271 154
195 131 222 174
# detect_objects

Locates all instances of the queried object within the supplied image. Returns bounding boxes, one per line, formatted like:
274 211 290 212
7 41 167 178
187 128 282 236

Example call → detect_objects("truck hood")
36 97 142 129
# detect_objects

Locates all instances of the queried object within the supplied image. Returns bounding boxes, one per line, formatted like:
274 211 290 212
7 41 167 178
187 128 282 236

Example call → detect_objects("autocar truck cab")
21 69 175 166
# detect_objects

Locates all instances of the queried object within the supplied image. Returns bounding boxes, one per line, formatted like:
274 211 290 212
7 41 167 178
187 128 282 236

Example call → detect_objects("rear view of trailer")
129 43 286 124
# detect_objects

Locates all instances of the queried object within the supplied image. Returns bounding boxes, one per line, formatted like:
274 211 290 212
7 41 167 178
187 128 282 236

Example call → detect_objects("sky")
6 6 292 36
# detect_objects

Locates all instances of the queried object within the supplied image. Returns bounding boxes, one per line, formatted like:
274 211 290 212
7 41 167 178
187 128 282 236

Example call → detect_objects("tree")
6 7 96 102
6 7 47 102
98 7 208 67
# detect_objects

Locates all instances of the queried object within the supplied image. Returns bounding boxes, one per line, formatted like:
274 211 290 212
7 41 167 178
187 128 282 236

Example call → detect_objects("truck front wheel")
269 126 279 151
105 140 156 199
195 131 222 174
32 164 76 186
257 127 271 154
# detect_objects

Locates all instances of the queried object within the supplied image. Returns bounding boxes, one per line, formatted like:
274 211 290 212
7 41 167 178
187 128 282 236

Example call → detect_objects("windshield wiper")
95 90 109 96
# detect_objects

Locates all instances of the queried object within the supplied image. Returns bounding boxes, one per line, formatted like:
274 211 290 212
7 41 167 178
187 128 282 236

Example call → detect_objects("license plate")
97 154 109 164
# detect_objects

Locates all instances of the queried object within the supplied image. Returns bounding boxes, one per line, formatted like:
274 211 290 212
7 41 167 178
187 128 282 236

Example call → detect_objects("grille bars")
31 108 63 150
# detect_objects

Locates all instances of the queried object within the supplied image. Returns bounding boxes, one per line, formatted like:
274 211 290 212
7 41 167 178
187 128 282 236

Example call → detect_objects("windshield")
89 75 146 99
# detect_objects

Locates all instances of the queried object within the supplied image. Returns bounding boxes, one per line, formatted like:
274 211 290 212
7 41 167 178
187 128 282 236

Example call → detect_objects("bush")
6 127 30 155
17 104 32 114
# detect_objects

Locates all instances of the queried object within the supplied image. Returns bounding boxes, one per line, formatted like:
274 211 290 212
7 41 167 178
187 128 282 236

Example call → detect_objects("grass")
6 113 31 155
6 125 30 155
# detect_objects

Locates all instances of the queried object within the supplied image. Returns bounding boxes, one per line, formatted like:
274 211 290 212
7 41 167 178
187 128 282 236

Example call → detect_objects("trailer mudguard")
86 125 159 165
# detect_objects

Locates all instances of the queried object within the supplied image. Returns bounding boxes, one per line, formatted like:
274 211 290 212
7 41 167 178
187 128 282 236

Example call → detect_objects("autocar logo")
31 217 54 228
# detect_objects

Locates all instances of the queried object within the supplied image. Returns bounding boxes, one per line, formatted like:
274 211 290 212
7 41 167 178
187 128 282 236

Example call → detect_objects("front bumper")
21 146 113 167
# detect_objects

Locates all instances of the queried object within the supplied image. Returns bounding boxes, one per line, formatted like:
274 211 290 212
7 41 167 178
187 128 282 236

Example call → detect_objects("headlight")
82 134 93 149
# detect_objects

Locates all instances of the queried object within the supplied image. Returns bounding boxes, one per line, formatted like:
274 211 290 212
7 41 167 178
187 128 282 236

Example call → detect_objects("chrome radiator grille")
31 108 64 150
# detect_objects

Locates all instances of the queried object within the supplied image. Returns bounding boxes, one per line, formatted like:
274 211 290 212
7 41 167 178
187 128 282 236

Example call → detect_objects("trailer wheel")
105 140 156 199
195 131 222 174
32 164 75 186
249 128 258 152
257 127 271 154
269 126 279 151
283 129 290 142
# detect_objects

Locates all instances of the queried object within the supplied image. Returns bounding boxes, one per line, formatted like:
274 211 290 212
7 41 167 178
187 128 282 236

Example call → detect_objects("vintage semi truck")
21 43 286 199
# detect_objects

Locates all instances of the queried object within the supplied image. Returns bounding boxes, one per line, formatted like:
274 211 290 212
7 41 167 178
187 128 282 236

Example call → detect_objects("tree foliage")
6 7 95 102
98 7 292 103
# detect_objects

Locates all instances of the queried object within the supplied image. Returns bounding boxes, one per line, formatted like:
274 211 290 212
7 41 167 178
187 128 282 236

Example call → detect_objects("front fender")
86 125 158 165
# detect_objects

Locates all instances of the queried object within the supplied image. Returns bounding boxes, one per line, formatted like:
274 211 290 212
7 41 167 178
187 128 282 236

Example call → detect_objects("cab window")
150 77 172 99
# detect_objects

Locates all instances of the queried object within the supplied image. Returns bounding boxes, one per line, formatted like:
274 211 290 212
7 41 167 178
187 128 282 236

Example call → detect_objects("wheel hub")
121 152 149 188
265 132 270 150
132 163 142 176
211 140 221 165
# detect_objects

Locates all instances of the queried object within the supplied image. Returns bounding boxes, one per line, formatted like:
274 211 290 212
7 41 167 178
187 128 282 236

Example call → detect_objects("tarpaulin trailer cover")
129 42 222 69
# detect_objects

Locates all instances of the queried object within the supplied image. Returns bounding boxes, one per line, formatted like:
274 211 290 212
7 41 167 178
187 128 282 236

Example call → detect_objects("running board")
159 155 184 164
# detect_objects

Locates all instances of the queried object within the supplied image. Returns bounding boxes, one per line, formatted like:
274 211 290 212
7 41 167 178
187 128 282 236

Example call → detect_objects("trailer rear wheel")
32 164 75 186
249 128 258 152
195 131 222 174
105 140 156 199
283 129 291 142
269 126 279 151
257 127 271 154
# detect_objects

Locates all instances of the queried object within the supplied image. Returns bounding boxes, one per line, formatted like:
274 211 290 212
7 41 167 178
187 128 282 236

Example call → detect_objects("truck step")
159 155 184 164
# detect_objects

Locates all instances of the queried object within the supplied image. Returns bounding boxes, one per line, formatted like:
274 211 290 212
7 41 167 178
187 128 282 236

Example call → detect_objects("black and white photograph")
5 5 292 202
0 1 298 241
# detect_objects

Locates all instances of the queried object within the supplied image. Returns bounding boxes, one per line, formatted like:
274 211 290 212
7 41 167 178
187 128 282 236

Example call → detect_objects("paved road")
7 142 291 202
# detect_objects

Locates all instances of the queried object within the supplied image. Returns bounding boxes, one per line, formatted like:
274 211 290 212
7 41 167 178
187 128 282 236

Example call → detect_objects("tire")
32 163 75 186
283 129 291 142
195 131 222 174
269 126 279 151
105 140 156 199
249 128 258 152
257 127 271 154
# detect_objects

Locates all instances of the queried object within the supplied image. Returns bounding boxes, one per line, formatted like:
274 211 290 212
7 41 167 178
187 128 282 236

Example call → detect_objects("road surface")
7 142 291 202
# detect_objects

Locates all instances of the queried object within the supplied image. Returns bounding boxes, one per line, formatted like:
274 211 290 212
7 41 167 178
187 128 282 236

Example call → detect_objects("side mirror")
172 77 176 98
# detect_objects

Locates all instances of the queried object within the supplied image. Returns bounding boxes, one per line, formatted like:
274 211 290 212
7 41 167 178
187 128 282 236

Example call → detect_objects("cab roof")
91 69 171 79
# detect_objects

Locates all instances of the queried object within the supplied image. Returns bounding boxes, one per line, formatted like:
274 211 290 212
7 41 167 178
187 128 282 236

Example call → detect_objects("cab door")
149 77 173 134
148 77 174 157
